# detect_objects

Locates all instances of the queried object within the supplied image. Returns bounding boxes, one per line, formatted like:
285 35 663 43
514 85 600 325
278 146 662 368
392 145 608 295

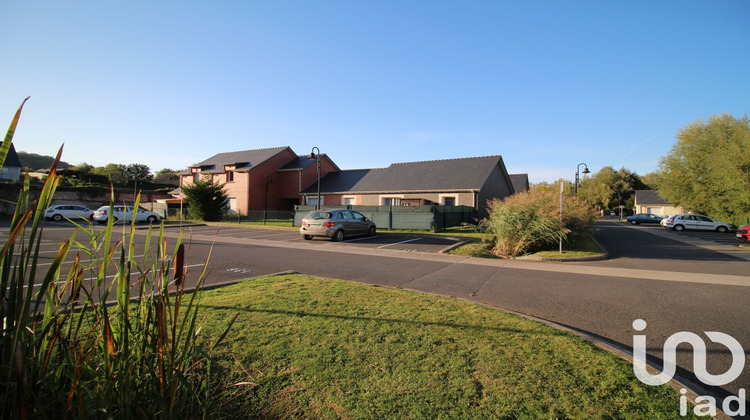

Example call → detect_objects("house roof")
0 142 22 168
304 155 507 194
191 146 290 172
278 153 339 171
509 174 529 193
634 190 671 205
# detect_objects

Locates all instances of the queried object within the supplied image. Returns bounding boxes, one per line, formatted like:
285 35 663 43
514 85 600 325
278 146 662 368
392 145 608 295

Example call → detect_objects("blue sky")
2 1 748 183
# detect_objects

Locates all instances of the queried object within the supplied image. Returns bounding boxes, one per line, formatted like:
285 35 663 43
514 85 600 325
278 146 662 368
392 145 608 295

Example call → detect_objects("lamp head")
582 167 590 174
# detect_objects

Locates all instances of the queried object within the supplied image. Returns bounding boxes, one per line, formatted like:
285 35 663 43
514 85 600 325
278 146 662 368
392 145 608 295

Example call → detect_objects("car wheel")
147 215 158 224
52 214 63 222
630 220 638 225
673 224 685 231
332 230 345 242
716 226 728 233
368 226 376 236
303 235 313 240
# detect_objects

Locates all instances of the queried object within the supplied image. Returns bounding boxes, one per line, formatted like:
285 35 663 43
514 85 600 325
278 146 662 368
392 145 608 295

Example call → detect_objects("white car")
45 204 94 222
666 214 732 232
92 205 161 224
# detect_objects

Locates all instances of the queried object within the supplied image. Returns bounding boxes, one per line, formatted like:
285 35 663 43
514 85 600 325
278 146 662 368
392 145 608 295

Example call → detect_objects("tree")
92 163 128 185
155 168 177 177
530 179 574 195
124 163 154 182
182 177 229 221
578 167 647 213
657 113 750 222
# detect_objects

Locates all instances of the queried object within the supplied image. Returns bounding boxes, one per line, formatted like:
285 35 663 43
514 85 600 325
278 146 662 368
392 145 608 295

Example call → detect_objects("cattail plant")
0 98 234 419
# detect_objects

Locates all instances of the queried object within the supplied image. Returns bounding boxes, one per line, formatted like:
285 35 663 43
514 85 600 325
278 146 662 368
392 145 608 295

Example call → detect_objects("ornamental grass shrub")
486 189 597 258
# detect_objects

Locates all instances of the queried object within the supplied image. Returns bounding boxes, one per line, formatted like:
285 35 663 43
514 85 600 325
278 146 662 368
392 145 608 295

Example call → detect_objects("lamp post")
264 175 274 224
309 147 321 209
574 163 590 196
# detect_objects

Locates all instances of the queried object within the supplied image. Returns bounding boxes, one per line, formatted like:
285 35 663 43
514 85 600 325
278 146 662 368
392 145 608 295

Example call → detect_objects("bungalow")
0 142 23 182
301 155 518 218
633 190 684 217
179 146 338 214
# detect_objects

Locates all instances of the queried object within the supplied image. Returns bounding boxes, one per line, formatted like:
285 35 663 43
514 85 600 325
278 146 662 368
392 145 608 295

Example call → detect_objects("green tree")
182 176 229 221
155 167 177 177
125 163 154 182
657 113 750 223
641 172 662 190
578 167 647 213
530 179 574 195
92 163 128 185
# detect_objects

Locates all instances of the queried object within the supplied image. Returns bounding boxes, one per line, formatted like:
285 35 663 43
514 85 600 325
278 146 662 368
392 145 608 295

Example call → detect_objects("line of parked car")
45 204 162 224
626 212 750 242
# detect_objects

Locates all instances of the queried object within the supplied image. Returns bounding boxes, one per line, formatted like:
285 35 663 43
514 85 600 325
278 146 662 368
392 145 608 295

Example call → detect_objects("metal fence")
293 205 477 231
164 208 295 225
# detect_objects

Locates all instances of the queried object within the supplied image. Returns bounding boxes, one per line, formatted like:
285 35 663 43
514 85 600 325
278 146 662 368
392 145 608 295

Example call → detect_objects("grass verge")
199 274 692 419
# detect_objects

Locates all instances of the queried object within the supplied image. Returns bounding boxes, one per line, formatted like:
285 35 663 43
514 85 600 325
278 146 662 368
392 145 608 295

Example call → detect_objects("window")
226 171 234 182
439 194 458 206
343 196 356 205
308 197 324 206
383 198 400 206
228 197 237 212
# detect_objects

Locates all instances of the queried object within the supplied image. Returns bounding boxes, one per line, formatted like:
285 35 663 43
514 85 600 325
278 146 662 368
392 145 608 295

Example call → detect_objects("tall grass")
0 98 233 418
486 189 598 258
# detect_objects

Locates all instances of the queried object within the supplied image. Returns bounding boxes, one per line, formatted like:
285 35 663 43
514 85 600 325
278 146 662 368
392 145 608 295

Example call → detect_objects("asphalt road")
15 220 750 413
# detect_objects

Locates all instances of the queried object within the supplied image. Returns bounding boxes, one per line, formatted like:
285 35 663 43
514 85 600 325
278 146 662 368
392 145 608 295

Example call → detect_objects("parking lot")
58 221 469 254
625 222 748 249
179 224 467 253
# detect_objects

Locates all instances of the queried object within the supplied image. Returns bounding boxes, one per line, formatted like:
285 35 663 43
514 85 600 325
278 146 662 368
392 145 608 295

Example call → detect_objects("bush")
486 190 597 258
182 177 229 221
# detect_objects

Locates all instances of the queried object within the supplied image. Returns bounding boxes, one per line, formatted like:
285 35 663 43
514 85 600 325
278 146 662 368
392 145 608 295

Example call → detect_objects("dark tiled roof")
192 146 290 170
509 174 529 193
279 156 317 171
635 190 671 205
0 142 22 168
304 156 506 193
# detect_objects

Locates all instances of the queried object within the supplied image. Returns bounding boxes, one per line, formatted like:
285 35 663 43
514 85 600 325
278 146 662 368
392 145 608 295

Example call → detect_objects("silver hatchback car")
300 209 376 241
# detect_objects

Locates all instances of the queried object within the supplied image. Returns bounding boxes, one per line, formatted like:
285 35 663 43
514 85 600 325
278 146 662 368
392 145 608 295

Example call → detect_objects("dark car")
300 209 376 241
737 225 750 242
626 213 664 225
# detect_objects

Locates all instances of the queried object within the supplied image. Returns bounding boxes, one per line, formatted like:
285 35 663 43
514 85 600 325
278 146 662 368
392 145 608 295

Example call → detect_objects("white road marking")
377 238 421 249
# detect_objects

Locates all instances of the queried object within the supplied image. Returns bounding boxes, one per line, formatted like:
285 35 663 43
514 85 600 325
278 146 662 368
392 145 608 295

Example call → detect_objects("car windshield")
308 211 332 220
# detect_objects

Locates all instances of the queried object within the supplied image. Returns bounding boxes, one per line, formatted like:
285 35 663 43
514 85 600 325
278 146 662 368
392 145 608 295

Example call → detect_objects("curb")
518 236 610 262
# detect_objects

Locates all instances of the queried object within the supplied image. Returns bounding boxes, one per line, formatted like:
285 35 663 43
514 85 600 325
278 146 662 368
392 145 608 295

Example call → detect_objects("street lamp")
309 147 321 209
574 163 590 196
264 175 274 224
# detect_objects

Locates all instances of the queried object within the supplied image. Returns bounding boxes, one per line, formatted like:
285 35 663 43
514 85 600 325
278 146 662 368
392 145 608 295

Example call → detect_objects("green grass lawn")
198 274 692 419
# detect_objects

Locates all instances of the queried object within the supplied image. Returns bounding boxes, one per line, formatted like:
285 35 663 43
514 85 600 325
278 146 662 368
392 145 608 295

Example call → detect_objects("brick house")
179 146 338 214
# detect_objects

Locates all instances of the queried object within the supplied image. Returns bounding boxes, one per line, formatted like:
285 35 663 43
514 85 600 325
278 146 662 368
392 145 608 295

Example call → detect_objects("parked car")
45 204 94 222
626 213 664 225
300 209 376 241
92 205 161 224
737 225 750 242
660 215 672 227
666 214 732 232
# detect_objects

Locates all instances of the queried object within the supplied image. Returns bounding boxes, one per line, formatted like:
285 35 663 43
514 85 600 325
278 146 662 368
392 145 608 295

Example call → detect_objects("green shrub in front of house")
486 189 597 258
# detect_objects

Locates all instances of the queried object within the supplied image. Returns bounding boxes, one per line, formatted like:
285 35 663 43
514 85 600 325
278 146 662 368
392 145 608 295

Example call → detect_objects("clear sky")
2 1 748 183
